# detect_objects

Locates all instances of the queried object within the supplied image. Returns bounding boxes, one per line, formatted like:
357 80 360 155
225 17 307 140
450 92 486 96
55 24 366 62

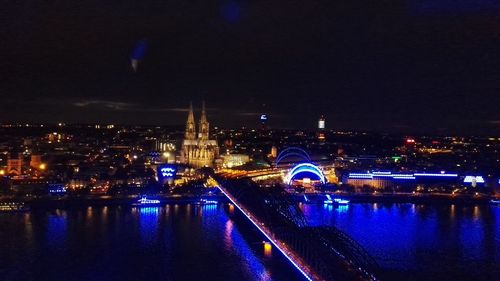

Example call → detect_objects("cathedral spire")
198 101 209 140
185 101 196 140
200 101 207 123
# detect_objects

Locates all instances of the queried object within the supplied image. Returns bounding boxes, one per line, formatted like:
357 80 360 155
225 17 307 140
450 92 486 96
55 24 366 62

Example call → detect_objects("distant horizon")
1 121 498 137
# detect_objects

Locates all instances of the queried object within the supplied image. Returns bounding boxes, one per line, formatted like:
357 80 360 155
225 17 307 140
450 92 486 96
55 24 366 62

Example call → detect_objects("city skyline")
1 2 499 281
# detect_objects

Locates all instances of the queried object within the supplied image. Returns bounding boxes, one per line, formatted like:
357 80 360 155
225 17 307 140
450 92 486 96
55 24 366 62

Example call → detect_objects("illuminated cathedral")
180 102 219 168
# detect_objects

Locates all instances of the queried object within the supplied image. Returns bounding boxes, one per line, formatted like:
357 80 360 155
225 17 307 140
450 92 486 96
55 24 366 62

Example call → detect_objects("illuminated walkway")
215 179 321 281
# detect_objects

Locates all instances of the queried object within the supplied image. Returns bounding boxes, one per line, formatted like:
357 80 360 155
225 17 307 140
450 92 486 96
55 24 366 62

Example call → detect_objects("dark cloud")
72 99 189 112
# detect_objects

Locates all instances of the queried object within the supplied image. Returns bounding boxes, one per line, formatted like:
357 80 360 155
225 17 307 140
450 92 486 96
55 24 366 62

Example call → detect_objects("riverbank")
294 193 497 205
0 192 497 210
0 194 228 209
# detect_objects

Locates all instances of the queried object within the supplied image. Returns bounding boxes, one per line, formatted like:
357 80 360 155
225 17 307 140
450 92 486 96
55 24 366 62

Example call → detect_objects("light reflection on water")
301 203 500 281
0 204 302 281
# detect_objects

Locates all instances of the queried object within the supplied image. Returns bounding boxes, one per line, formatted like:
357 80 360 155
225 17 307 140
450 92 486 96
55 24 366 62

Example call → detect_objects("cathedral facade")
180 102 219 168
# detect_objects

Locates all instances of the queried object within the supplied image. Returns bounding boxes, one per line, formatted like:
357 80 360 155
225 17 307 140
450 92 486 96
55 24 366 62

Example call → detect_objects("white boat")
324 194 350 205
333 198 350 205
0 202 29 212
199 198 218 205
132 196 161 206
490 199 500 205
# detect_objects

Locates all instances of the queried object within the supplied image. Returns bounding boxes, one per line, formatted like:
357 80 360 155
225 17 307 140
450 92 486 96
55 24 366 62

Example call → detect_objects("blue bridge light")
286 163 326 185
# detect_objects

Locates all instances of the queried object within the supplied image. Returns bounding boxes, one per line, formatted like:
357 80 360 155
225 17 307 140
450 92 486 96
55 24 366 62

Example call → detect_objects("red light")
406 138 415 144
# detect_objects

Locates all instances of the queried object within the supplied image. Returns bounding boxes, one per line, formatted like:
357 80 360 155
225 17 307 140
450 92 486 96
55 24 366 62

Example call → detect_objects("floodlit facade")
180 102 219 168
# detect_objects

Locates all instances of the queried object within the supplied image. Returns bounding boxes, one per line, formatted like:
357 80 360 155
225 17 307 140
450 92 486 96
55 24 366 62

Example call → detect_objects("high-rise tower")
317 115 326 141
318 115 325 130
198 101 209 140
185 102 196 140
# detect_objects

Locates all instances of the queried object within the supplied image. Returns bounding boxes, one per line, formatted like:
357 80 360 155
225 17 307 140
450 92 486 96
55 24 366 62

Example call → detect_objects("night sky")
1 0 499 134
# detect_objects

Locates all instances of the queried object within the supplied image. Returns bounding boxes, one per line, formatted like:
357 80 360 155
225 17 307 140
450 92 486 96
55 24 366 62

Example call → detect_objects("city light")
135 196 161 205
463 176 485 183
1 3 499 280
348 171 462 181
286 163 326 185
393 176 416 180
372 171 392 175
216 183 314 281
318 120 325 129
406 138 416 144
413 173 458 177
263 241 272 257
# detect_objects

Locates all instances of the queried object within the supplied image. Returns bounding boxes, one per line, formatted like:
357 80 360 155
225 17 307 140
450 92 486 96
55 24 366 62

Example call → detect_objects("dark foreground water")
0 204 304 281
302 203 500 281
1 203 499 281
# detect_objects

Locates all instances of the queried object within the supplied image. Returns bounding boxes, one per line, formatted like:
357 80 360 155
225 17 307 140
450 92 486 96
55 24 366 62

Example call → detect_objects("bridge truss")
215 177 379 281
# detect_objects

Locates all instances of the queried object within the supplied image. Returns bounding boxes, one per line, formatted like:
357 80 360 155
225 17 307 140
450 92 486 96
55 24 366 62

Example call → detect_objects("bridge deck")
216 181 320 281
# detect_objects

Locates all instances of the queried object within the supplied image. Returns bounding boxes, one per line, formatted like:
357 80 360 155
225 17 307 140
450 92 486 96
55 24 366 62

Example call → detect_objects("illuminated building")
343 171 460 189
155 140 175 152
260 114 268 130
317 115 326 141
181 102 219 168
67 179 87 189
47 132 64 143
6 154 23 176
220 154 250 168
286 163 326 189
157 164 177 184
48 184 66 195
318 116 325 129
30 154 42 169
270 146 278 158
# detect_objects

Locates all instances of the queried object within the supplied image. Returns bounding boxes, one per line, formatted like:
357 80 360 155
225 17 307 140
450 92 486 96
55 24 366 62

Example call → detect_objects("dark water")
1 203 499 281
0 204 304 281
301 203 500 281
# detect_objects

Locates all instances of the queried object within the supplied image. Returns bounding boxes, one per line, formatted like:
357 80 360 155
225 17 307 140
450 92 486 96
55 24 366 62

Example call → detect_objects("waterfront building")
342 171 460 190
180 102 219 168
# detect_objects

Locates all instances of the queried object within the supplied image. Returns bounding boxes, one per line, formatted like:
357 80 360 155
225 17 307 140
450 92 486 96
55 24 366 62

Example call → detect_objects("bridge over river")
211 176 379 281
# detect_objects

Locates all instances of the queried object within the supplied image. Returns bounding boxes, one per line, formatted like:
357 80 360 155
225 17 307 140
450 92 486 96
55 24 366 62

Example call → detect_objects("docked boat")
132 196 161 207
198 198 218 205
0 202 30 212
324 194 350 205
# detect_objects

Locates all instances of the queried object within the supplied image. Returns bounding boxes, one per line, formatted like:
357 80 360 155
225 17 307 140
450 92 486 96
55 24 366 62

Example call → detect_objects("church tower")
181 101 218 168
198 101 209 140
185 102 196 140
